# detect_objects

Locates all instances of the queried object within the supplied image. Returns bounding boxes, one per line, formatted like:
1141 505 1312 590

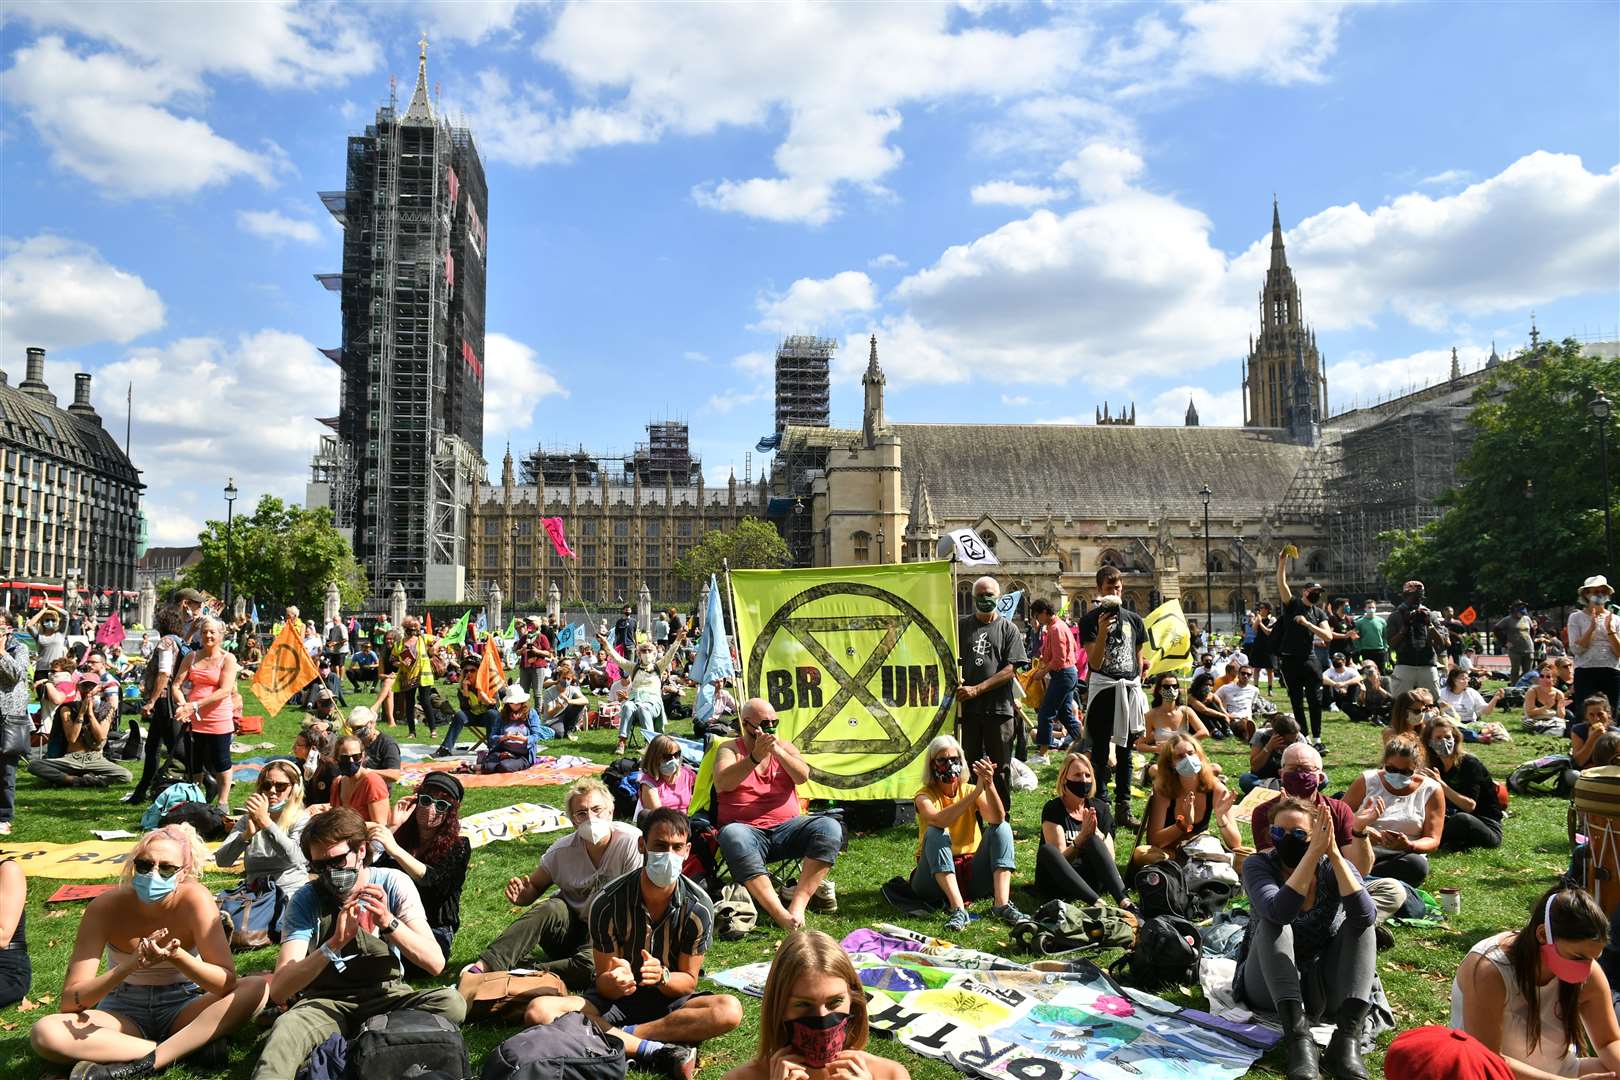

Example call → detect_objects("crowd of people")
0 564 1613 1080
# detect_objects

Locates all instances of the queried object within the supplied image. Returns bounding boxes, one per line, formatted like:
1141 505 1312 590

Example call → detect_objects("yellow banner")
731 561 959 801
1143 598 1194 678
250 618 320 717
0 841 228 879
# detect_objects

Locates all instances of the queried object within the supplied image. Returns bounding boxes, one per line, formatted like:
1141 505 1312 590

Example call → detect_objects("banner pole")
722 558 748 701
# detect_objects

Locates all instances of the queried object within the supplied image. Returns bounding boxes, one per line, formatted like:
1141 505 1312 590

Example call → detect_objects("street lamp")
1200 484 1213 636
223 478 238 618
1234 536 1247 627
1594 391 1614 579
875 525 886 564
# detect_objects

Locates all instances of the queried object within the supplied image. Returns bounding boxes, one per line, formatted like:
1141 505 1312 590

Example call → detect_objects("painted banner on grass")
710 924 1275 1080
730 561 958 801
0 840 227 879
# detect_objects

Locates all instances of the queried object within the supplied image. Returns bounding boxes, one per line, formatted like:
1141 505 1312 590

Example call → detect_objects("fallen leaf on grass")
45 909 70 918
16 998 38 1012
37 993 53 1004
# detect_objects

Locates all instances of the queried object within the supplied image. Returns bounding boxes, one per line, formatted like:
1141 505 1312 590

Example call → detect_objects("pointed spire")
907 476 936 536
403 32 434 123
1185 396 1201 427
1269 196 1289 273
1450 346 1461 381
1529 312 1540 347
501 441 514 487
865 333 882 380
1487 340 1501 367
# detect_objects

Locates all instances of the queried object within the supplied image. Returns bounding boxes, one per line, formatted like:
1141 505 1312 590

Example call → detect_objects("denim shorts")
101 981 204 1041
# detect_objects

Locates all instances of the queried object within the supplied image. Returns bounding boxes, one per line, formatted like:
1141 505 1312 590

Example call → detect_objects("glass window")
613 544 628 568
515 544 532 568
646 521 661 538
678 520 693 537
483 518 499 536
582 544 597 564
582 520 597 537
483 543 498 564
613 520 628 537
646 548 660 569
852 531 870 563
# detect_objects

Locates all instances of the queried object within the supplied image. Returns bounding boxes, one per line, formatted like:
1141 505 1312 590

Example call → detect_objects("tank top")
1450 933 1579 1076
718 739 799 829
105 941 197 987
1358 769 1437 840
184 653 234 735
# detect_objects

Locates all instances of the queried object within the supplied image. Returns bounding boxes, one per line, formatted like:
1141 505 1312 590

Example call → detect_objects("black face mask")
1274 835 1312 867
1305 591 1323 605
1065 778 1093 800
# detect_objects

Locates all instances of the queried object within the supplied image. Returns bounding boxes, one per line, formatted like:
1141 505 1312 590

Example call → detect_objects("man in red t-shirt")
517 618 552 698
713 699 842 932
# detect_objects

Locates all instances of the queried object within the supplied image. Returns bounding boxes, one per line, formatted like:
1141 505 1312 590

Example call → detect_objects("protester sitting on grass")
1439 667 1503 727
172 617 239 810
639 734 696 817
484 685 549 770
1525 668 1570 725
601 628 686 756
0 859 27 1009
1238 797 1377 1080
714 699 842 932
1452 885 1620 1080
1036 752 1129 907
31 825 265 1080
344 705 400 774
325 733 390 825
1215 664 1262 743
519 808 743 1080
909 735 1023 932
1384 688 1434 744
721 930 910 1080
465 778 642 990
1341 662 1393 727
306 686 344 735
1418 713 1504 852
1241 714 1302 793
369 772 470 971
292 726 336 808
1344 734 1443 886
28 671 133 787
1572 695 1614 769
346 644 379 692
1143 735 1240 859
1136 676 1210 779
256 808 464 1080
1189 672 1238 740
213 759 309 896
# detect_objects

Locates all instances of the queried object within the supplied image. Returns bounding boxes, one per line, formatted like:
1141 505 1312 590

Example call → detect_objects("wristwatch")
379 918 398 937
659 967 669 986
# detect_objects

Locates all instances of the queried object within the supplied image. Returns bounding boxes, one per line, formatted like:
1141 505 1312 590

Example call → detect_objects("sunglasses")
262 781 293 795
310 851 358 874
1160 683 1179 691
337 753 363 766
1269 826 1309 843
416 796 457 815
131 857 182 878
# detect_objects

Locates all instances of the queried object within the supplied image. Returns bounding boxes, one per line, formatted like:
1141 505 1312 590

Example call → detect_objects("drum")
1573 765 1620 915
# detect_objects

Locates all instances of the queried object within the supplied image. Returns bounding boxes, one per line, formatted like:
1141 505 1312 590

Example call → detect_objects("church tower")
1244 200 1326 428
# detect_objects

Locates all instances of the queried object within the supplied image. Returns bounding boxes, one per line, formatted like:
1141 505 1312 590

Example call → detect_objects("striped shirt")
588 868 713 983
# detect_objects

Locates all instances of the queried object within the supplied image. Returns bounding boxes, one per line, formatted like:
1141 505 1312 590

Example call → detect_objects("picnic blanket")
711 924 1277 1080
393 754 604 790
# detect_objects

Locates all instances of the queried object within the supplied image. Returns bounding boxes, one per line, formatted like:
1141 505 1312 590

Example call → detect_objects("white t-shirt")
539 822 644 919
1569 611 1620 670
1439 685 1488 724
1324 666 1361 687
1216 682 1260 719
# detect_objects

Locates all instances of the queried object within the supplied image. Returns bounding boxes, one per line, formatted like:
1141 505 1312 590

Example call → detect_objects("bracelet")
1352 829 1367 838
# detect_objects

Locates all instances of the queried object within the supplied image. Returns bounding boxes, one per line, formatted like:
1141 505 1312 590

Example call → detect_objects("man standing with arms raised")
956 576 1026 814
1387 579 1448 697
1079 566 1147 831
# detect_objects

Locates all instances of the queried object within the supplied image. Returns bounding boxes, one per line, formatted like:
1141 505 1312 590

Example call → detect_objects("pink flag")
95 612 124 646
542 517 576 560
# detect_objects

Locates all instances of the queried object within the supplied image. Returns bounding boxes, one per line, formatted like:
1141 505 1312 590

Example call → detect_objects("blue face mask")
133 869 178 904
269 801 287 815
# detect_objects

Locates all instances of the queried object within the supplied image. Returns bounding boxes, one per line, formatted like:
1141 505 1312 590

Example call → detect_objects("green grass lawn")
0 684 1578 1078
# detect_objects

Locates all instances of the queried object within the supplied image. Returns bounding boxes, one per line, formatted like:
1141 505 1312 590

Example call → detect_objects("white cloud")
0 235 165 356
1057 143 1144 201
237 210 323 245
1000 394 1031 407
751 271 877 334
1419 168 1472 188
483 332 567 442
1232 151 1620 331
971 181 1063 207
705 388 768 414
404 0 536 44
1106 2 1348 94
868 254 908 271
2 6 376 197
733 351 773 376
1326 345 1491 413
93 331 337 545
1139 386 1245 427
462 4 1084 223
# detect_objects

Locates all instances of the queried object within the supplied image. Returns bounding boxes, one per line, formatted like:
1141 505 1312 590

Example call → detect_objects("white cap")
502 684 531 705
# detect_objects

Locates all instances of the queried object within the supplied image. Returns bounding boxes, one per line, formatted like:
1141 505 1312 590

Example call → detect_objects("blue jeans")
1036 666 1082 750
618 699 664 742
717 814 842 883
439 707 496 751
909 821 1015 906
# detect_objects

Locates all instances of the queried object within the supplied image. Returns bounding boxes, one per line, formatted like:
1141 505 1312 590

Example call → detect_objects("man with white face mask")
465 778 642 989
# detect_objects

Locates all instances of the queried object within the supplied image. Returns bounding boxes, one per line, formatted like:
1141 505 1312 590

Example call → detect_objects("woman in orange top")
327 734 390 825
172 617 239 809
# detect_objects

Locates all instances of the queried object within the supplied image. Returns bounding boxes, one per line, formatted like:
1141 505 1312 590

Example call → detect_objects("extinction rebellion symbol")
260 641 307 696
746 581 958 789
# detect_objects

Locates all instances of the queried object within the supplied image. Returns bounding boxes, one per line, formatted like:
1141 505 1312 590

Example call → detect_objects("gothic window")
515 544 532 568
646 521 661 538
646 548 661 569
582 543 597 565
1124 592 1142 612
613 575 629 598
483 518 499 536
852 531 871 562
582 520 598 537
614 520 629 537
613 544 629 568
1208 554 1225 573
678 520 693 537
1098 548 1125 570
1307 552 1328 576
482 544 497 565
516 576 532 600
517 519 534 536
957 581 974 618
981 531 997 549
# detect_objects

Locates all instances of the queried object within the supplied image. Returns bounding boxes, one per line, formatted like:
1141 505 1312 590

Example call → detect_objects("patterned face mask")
785 1012 850 1068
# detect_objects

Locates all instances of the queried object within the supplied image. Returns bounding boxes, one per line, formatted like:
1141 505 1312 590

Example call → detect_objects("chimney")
19 347 56 404
68 372 101 422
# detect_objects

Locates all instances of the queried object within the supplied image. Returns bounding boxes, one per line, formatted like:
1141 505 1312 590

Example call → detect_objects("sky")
1 0 1617 549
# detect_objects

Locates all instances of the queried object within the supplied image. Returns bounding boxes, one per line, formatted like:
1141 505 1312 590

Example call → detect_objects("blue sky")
2 1 1616 547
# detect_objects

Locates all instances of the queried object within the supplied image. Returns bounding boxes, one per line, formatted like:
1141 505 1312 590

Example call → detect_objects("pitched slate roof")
0 382 142 487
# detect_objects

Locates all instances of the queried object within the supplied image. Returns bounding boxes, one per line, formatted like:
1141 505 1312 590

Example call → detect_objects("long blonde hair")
120 824 210 888
258 759 307 823
755 930 871 1062
1151 734 1217 803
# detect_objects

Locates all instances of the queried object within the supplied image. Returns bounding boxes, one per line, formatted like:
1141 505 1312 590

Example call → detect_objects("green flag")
504 617 516 638
441 610 472 646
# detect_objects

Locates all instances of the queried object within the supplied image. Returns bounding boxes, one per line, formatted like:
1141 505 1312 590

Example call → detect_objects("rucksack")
348 1009 469 1080
1509 754 1575 797
601 757 641 820
1111 914 1202 990
159 800 230 841
141 781 209 829
1134 860 1191 921
481 1009 627 1080
1010 900 1138 956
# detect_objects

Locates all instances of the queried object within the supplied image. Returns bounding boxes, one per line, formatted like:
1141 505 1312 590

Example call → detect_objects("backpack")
481 1009 627 1080
159 800 231 841
1111 914 1202 990
1134 860 1192 921
347 1009 469 1080
1010 900 1138 956
141 781 209 829
1509 754 1575 797
602 757 641 820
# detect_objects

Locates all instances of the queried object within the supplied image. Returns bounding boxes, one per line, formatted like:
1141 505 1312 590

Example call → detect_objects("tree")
672 517 792 594
179 496 368 616
1380 339 1620 612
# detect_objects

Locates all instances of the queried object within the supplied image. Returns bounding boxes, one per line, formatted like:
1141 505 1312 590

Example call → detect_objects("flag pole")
722 558 747 701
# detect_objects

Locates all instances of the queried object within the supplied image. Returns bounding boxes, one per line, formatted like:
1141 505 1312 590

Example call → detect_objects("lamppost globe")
1593 391 1612 421
223 478 238 620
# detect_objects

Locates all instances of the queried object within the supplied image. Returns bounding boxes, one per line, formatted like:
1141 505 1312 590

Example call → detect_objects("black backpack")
481 1010 627 1080
348 1010 469 1080
601 757 641 821
158 800 231 842
1111 914 1202 990
1134 860 1191 921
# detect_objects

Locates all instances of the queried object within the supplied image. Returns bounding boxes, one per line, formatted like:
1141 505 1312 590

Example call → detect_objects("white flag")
946 527 999 566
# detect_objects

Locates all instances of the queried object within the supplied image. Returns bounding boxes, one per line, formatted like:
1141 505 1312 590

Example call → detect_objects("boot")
1322 999 1370 1080
1278 999 1319 1080
1114 799 1140 832
69 1052 156 1079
